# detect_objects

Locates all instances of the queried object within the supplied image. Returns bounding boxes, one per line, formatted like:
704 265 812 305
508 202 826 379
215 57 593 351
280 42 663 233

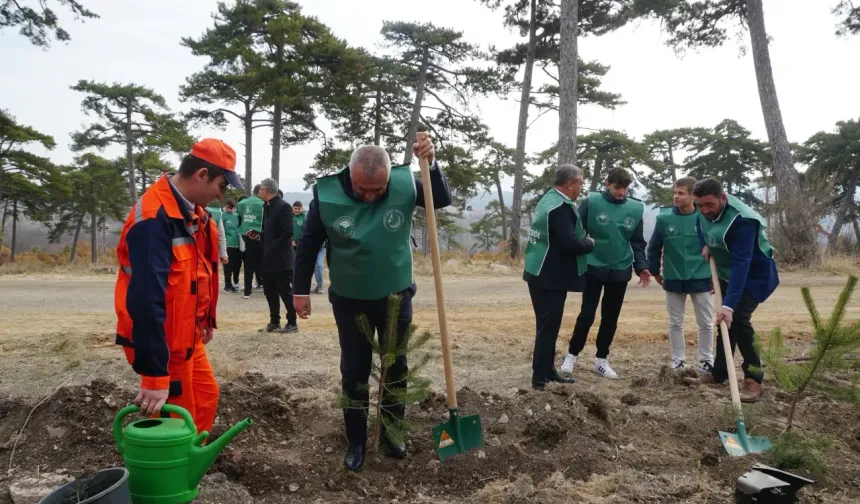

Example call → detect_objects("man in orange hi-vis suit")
115 138 244 434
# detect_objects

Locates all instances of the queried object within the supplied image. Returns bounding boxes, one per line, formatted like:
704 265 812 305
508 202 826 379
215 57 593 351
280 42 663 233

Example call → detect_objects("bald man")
293 136 451 472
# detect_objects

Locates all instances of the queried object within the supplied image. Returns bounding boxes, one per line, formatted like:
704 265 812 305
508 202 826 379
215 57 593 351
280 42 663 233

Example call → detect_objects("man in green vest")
523 164 594 390
646 177 714 373
685 179 778 403
221 199 242 293
560 167 650 380
292 201 306 270
292 136 451 472
236 185 265 299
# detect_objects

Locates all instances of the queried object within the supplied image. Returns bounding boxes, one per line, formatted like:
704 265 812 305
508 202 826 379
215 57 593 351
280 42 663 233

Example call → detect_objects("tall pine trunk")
495 176 508 242
589 153 605 192
403 50 430 166
508 0 538 260
244 103 253 196
91 205 98 264
68 214 84 264
746 0 820 266
11 200 18 263
0 198 8 249
271 45 285 183
828 167 860 251
852 210 860 249
558 0 579 165
125 104 137 203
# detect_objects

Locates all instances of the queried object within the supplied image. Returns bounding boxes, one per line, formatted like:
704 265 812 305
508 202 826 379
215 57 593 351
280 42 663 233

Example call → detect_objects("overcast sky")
3 0 859 196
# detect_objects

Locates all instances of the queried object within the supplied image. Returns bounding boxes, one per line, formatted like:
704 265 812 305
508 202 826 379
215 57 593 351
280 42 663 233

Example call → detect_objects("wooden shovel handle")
709 258 743 413
417 131 457 409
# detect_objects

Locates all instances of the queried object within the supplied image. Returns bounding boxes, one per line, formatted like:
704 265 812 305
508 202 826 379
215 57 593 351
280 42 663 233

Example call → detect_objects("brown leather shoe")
740 378 763 403
684 374 719 386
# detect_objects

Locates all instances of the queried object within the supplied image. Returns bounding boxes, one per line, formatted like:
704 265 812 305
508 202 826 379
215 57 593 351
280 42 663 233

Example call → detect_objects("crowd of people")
113 134 778 473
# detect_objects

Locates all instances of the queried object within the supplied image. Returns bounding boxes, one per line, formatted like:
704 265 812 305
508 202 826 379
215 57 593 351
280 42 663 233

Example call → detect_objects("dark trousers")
713 280 763 384
224 247 242 289
262 270 297 326
568 274 628 359
243 237 263 296
330 286 414 445
528 284 567 383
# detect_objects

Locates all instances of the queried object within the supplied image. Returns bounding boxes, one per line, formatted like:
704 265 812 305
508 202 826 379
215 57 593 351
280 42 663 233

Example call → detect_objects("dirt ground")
0 271 858 503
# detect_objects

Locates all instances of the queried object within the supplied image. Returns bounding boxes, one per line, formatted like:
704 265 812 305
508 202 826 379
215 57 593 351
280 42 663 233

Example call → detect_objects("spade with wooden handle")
415 131 484 461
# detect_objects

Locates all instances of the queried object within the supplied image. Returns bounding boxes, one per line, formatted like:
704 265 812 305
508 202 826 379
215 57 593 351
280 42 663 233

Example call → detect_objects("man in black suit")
523 164 594 390
250 177 298 334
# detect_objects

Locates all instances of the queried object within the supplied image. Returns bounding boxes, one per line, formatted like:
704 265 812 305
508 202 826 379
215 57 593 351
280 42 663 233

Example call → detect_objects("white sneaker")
699 360 714 374
593 358 618 379
671 359 686 370
560 354 577 377
243 294 251 300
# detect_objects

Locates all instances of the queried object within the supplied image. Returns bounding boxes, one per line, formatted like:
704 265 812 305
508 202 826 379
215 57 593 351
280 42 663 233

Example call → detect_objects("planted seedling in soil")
336 293 433 449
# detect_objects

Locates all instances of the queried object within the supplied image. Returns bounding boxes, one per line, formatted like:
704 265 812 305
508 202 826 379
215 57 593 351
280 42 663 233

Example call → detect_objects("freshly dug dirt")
0 368 858 503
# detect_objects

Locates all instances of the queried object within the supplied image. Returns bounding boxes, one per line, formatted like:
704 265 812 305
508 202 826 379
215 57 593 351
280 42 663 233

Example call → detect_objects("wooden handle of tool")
417 131 457 410
710 258 742 412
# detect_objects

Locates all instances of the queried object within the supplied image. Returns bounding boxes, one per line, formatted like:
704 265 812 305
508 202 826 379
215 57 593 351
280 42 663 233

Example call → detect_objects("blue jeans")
314 247 325 288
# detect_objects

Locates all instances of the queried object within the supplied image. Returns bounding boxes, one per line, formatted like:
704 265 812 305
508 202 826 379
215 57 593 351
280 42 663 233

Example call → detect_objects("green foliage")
834 0 860 36
770 432 831 476
470 206 503 251
631 0 747 52
761 276 860 432
0 0 98 48
336 294 432 446
0 109 56 193
437 211 467 250
302 144 353 189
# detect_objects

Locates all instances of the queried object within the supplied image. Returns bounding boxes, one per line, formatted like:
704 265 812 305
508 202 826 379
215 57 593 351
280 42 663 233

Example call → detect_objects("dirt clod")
700 450 720 467
620 393 641 406
577 391 611 424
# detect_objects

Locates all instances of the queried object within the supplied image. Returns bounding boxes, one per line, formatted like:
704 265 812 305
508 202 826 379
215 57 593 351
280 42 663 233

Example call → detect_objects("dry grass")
820 253 860 276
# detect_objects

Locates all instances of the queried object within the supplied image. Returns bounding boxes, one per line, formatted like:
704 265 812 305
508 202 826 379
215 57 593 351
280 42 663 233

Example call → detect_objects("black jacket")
523 196 594 291
579 190 648 283
260 195 294 272
293 161 451 296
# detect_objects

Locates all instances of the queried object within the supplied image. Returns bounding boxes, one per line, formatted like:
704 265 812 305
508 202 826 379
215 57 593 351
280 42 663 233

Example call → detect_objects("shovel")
416 131 484 461
709 258 772 457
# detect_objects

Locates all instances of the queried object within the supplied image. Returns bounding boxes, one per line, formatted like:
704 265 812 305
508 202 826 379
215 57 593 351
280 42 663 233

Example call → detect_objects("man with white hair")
251 177 298 334
293 135 451 472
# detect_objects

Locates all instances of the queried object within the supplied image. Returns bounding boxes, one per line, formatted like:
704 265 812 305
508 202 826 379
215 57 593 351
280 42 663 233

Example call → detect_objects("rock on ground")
9 472 73 504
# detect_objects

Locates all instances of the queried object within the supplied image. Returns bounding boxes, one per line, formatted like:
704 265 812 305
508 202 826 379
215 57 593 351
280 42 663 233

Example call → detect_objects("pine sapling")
761 275 860 432
336 294 433 450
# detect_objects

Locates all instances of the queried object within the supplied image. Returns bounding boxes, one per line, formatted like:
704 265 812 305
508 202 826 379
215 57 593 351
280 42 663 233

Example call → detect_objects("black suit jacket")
260 195 294 272
523 198 594 292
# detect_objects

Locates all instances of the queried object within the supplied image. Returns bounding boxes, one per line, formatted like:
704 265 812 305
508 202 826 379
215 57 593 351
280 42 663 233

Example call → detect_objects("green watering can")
113 404 252 504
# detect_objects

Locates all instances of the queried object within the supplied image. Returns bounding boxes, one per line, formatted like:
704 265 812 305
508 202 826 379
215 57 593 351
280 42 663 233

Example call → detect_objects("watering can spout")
189 418 252 487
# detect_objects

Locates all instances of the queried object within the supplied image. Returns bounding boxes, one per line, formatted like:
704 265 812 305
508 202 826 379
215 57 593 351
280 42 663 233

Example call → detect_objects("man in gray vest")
292 136 451 472
523 165 594 390
646 177 714 373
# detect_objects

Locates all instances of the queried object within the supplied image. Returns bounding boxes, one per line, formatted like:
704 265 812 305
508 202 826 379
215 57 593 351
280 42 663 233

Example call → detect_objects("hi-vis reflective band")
134 204 143 224
172 237 195 247
121 265 132 275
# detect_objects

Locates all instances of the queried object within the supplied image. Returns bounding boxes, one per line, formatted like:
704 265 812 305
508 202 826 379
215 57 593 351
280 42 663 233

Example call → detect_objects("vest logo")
623 217 635 230
707 234 718 247
596 212 611 226
383 209 406 232
666 225 677 236
334 216 357 238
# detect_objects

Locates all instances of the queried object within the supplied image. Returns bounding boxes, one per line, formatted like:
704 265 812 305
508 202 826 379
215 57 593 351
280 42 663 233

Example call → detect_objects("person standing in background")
221 199 242 293
256 178 299 334
237 185 265 299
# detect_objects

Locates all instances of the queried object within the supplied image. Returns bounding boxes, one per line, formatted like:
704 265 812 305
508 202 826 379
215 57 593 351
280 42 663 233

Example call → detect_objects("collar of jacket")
601 188 627 205
152 174 208 226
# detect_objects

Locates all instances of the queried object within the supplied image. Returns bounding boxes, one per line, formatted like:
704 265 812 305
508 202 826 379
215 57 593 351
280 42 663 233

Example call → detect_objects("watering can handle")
112 404 198 455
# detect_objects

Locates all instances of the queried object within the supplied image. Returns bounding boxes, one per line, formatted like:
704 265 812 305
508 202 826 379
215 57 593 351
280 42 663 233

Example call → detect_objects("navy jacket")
579 190 648 283
697 215 779 310
646 206 712 294
293 161 451 296
523 192 594 292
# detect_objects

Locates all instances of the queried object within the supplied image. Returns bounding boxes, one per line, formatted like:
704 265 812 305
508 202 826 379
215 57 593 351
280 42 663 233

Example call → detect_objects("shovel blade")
432 410 484 461
719 431 773 456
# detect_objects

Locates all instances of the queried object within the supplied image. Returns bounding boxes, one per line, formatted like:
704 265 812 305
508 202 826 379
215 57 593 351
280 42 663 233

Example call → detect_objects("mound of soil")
1 369 859 503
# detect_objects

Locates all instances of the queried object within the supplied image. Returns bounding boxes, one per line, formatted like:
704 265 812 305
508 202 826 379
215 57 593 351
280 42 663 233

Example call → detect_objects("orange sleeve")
141 375 171 390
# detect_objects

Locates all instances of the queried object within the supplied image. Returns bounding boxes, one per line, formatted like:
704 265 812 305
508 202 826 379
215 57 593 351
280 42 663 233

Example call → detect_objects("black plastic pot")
38 468 130 504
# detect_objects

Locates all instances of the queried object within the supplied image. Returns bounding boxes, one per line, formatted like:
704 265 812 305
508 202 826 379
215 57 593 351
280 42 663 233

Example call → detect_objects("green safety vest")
698 194 774 280
206 206 222 224
293 212 307 241
222 211 240 248
656 207 711 281
237 196 264 235
317 164 416 300
586 191 644 270
524 189 587 277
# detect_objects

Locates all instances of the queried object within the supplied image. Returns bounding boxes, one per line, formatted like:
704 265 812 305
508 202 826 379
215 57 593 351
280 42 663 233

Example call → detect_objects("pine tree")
0 0 98 48
834 1 860 36
336 294 432 447
761 276 860 432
